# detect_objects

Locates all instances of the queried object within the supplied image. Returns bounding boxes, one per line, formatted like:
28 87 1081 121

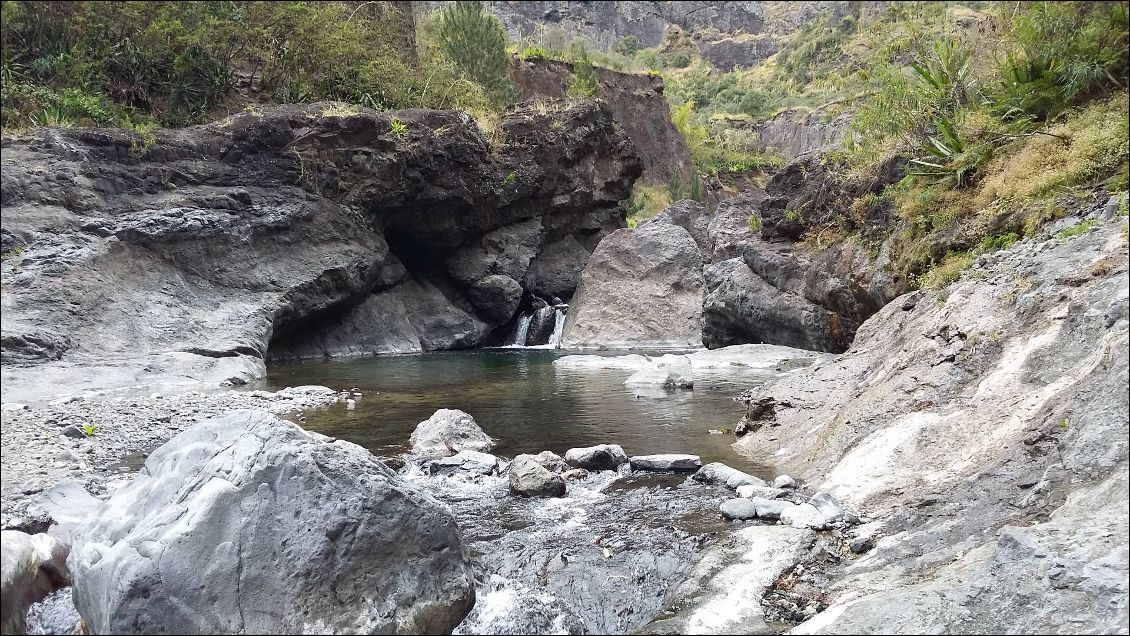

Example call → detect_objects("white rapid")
511 313 533 347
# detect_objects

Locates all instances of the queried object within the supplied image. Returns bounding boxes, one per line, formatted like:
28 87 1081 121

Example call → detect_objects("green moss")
1057 219 1096 239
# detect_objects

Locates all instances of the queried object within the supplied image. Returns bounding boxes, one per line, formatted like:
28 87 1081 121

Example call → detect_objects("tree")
435 1 516 106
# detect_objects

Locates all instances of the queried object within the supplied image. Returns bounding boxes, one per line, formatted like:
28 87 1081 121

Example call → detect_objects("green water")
263 349 777 471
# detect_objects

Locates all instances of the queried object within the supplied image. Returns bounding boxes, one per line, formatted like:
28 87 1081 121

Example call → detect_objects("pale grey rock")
624 355 694 390
529 450 570 473
771 474 798 489
564 444 628 471
781 503 826 530
746 497 793 521
720 498 757 520
508 455 566 498
628 454 702 472
561 223 704 349
69 410 475 634
735 484 786 500
809 491 854 525
410 409 494 456
428 449 502 476
692 462 766 489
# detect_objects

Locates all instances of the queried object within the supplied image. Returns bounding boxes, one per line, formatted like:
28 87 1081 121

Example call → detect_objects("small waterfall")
510 313 533 347
549 309 567 347
526 305 557 346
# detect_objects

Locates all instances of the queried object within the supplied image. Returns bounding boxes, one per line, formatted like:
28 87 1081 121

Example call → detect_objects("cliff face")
510 58 692 183
734 219 1130 633
0 100 640 401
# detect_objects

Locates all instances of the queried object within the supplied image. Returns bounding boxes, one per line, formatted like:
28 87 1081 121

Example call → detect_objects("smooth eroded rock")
629 454 702 472
564 444 628 471
1 531 70 635
69 410 475 635
692 462 766 489
624 355 694 391
736 485 786 500
720 498 758 520
410 408 494 456
427 449 503 476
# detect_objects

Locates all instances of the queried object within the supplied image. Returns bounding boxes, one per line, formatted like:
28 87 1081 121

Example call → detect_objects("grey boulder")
1 531 70 635
68 410 475 635
509 455 567 498
629 454 702 472
692 462 766 489
529 450 570 473
809 492 855 525
624 355 694 391
746 497 793 520
410 408 494 456
561 222 704 349
564 444 628 471
736 485 786 500
719 498 758 520
781 503 827 530
428 449 503 476
772 474 798 489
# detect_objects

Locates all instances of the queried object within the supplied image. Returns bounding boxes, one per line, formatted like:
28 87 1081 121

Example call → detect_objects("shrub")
1057 219 1096 239
919 251 973 289
665 51 692 69
434 0 517 106
567 42 598 98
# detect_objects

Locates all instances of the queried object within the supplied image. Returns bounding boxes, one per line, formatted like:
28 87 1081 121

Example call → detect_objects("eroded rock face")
561 223 704 349
736 220 1130 633
0 100 640 402
1 531 70 635
69 410 475 634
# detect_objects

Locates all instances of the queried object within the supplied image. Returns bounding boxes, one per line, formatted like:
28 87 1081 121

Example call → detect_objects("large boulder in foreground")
410 409 494 456
69 410 475 634
560 223 704 349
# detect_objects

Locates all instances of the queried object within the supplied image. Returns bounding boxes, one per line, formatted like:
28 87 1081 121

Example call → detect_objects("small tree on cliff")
435 1 517 106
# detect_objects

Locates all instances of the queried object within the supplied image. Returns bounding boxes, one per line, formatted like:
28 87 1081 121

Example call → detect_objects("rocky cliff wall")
0 100 640 401
734 218 1130 633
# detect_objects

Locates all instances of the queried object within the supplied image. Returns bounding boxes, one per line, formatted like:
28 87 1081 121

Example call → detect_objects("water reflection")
262 349 777 471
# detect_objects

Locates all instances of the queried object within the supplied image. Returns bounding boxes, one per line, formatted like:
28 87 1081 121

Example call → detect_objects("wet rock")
809 491 855 525
746 497 793 521
524 235 592 300
508 455 567 498
561 222 704 349
772 474 798 489
410 408 494 456
1 531 70 635
564 444 628 471
849 535 875 554
720 498 758 520
736 485 786 499
466 274 525 325
629 454 702 472
428 450 503 476
529 450 569 473
560 468 588 481
692 462 766 489
780 503 826 530
624 355 694 391
69 410 475 634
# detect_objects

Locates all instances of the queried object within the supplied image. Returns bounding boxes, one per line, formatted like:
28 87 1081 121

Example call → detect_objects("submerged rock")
410 408 494 456
69 410 475 634
692 462 766 490
508 455 567 498
564 444 629 471
1 531 70 635
629 454 702 472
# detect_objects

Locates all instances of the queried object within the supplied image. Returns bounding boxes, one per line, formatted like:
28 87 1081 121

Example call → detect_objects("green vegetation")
81 423 98 436
919 250 973 289
622 182 672 227
567 43 598 98
434 0 516 106
389 117 407 136
1057 219 1097 239
1 1 510 130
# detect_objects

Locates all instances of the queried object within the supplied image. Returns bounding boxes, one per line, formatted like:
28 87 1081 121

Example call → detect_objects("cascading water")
548 309 567 347
510 313 533 347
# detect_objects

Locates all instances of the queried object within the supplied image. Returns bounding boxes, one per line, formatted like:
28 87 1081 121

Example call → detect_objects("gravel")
0 386 344 530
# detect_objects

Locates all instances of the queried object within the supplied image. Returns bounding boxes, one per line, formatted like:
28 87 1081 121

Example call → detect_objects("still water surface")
264 349 777 470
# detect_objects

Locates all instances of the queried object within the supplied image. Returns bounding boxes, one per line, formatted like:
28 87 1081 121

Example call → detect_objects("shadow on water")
262 349 779 472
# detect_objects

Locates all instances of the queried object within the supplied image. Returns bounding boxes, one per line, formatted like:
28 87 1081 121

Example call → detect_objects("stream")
262 349 785 634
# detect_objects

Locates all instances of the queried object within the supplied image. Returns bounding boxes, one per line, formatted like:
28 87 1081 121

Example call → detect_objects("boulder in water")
69 410 476 634
428 450 503 476
720 498 758 520
629 454 702 472
530 450 570 473
410 409 494 456
736 484 786 500
564 444 628 471
692 462 766 489
624 354 693 391
509 455 567 498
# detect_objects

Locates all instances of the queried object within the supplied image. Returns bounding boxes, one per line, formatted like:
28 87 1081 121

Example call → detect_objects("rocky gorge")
2 2 1129 634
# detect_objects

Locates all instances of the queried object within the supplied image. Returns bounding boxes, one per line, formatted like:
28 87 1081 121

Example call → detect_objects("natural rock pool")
262 349 779 471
